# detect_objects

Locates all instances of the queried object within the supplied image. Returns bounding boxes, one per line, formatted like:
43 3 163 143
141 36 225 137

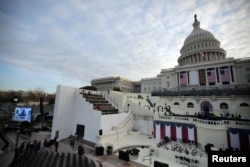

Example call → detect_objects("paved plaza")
0 130 207 167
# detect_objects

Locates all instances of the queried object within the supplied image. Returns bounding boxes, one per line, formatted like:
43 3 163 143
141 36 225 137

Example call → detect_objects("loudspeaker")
154 161 169 167
99 129 102 136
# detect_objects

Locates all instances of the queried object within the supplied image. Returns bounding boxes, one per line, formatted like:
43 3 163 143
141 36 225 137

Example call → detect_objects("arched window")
240 103 249 107
220 103 228 109
187 102 194 108
174 102 180 105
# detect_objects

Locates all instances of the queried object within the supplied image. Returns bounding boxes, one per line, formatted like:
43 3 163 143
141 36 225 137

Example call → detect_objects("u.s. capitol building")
91 15 250 94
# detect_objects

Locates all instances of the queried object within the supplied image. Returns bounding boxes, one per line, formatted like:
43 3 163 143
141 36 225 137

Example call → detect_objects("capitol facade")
91 15 250 94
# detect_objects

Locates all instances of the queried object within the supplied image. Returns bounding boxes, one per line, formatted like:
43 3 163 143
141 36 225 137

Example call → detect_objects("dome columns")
178 50 226 65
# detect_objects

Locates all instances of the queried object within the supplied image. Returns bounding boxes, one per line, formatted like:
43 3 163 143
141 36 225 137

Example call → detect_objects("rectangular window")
199 69 206 86
167 81 170 87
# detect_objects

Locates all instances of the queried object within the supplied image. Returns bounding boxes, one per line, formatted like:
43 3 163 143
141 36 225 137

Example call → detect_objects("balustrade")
156 115 250 128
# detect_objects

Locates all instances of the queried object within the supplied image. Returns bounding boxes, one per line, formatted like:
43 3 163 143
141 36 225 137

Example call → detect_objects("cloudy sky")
0 0 249 93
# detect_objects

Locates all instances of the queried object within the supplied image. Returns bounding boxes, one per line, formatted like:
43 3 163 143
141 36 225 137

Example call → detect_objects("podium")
119 151 129 161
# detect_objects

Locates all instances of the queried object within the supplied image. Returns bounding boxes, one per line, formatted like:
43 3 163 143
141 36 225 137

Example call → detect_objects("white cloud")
0 0 249 93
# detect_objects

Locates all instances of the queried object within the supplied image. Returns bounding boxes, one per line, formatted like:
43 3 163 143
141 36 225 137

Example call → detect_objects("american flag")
207 68 216 84
220 67 230 83
180 71 187 86
200 52 205 57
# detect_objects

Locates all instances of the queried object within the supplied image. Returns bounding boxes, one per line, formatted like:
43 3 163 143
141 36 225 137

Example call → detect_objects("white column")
205 68 208 86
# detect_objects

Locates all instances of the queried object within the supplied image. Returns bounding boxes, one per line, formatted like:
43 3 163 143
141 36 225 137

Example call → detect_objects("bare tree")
33 88 45 101
0 88 55 104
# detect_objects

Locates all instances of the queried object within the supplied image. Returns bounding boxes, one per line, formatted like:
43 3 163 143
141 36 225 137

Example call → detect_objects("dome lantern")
192 14 200 29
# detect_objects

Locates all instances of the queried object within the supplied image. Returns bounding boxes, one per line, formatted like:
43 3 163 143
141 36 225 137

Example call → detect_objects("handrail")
118 114 135 128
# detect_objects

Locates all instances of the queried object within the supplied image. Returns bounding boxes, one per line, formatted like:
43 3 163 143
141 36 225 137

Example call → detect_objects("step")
86 99 108 103
81 93 119 115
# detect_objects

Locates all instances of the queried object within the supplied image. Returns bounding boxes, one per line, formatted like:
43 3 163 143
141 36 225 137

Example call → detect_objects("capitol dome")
178 15 226 66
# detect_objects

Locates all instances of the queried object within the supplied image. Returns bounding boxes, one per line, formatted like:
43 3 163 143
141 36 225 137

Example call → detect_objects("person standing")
55 141 59 152
70 139 73 148
44 139 48 148
25 142 30 151
70 138 75 150
30 142 34 151
72 139 75 150
38 140 41 150
78 145 84 158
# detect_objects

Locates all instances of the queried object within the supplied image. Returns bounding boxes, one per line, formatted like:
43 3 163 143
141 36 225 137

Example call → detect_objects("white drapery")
165 124 171 138
230 132 240 150
155 123 161 140
189 70 199 85
188 126 195 142
176 126 182 142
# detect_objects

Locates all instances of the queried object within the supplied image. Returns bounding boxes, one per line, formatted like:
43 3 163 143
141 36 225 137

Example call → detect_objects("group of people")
195 111 242 120
25 139 41 151
225 113 242 119
70 138 85 157
24 137 84 156
126 148 140 160
43 137 59 152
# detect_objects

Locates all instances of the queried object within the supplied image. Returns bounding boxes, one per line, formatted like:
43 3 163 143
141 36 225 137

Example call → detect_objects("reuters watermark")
208 151 249 167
